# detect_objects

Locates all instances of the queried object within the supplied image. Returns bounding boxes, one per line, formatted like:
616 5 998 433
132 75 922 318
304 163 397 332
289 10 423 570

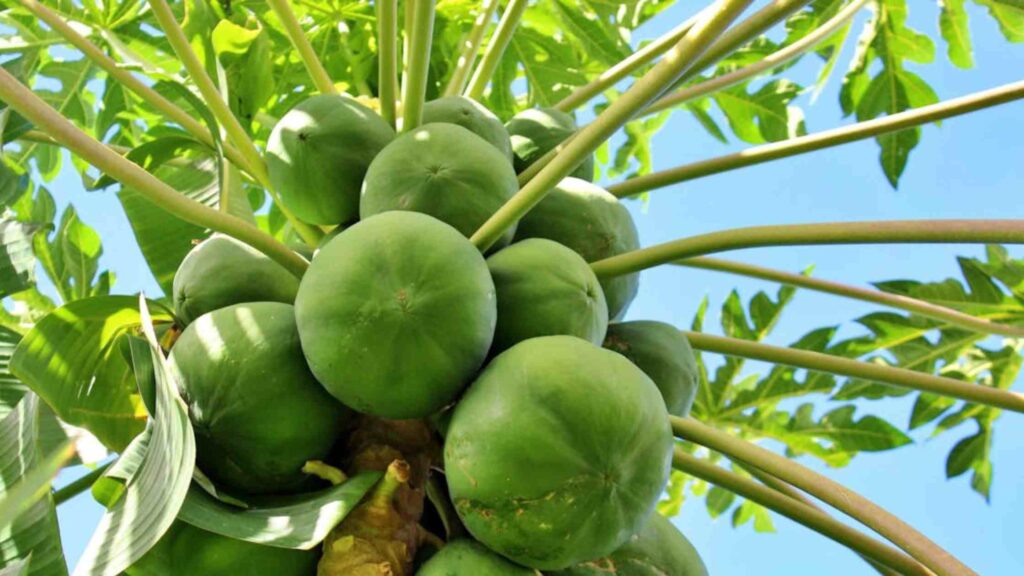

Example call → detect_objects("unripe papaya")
295 212 496 418
169 302 351 495
360 123 519 250
422 96 513 160
172 234 300 326
416 540 540 575
505 108 593 181
267 94 395 225
445 336 672 570
126 522 318 576
603 321 700 417
513 177 640 320
550 513 708 576
486 238 607 354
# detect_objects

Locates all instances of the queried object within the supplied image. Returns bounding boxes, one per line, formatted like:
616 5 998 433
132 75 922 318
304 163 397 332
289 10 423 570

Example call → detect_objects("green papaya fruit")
549 513 708 576
417 540 540 576
360 123 520 250
445 336 673 570
295 211 497 418
169 302 351 495
603 321 699 417
267 94 395 225
422 96 513 161
505 108 593 181
126 522 318 576
172 234 301 326
512 177 640 320
486 238 607 354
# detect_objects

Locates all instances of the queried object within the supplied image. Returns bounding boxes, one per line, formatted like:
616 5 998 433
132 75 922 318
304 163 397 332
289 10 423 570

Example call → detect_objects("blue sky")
46 2 1023 574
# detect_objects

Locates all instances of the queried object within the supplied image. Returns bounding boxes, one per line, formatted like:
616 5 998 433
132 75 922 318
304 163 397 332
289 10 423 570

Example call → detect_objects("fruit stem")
671 448 933 576
678 256 1024 337
470 0 754 252
147 0 270 189
53 461 113 506
266 0 337 95
444 0 501 98
552 7 709 113
303 460 349 486
735 462 902 576
463 0 528 101
377 0 400 128
0 67 309 277
590 219 1024 279
609 79 1024 197
400 0 437 132
672 418 976 576
367 460 411 510
683 330 1024 413
11 0 253 175
645 0 868 115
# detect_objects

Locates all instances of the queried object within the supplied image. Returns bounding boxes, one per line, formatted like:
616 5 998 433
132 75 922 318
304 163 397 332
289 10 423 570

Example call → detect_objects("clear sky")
47 2 1023 574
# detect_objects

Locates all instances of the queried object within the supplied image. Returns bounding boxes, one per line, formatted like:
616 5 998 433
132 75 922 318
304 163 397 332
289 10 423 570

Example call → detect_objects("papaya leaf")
0 162 26 211
974 0 1024 42
712 79 806 145
10 296 173 451
0 394 70 576
177 471 382 550
656 470 687 517
73 296 195 576
211 14 274 126
839 0 940 187
704 485 735 519
940 0 974 68
732 499 776 533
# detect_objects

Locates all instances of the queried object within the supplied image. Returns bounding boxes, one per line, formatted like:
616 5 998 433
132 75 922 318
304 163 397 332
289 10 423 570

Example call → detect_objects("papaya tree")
0 0 1022 575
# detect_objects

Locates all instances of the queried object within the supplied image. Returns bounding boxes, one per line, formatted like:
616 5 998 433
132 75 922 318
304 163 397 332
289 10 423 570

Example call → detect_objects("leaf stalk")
591 220 1024 278
0 67 309 276
671 417 977 576
400 0 437 131
266 0 337 95
377 0 400 128
672 449 933 576
610 79 1024 197
684 330 1024 413
444 0 500 97
147 0 269 187
11 0 251 173
646 0 869 115
470 0 755 252
463 0 528 101
678 256 1024 337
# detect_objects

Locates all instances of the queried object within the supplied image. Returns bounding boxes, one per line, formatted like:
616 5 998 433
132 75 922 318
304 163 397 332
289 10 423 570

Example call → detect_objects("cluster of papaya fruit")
132 94 707 575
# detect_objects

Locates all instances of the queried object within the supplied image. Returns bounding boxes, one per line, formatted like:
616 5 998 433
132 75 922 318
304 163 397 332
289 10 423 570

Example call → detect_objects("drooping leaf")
72 296 195 576
177 472 381 550
10 296 173 450
0 394 70 576
0 219 40 299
